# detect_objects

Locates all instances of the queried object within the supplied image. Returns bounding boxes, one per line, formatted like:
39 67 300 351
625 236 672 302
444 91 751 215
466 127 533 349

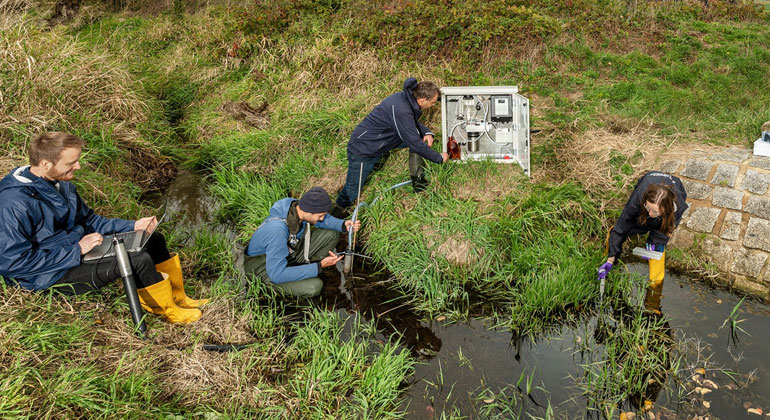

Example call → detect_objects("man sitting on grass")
242 186 360 298
0 132 207 324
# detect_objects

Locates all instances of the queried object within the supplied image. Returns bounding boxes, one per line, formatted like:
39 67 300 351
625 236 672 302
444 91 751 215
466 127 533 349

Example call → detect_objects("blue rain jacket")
245 198 345 284
347 77 444 164
608 171 688 260
0 166 134 291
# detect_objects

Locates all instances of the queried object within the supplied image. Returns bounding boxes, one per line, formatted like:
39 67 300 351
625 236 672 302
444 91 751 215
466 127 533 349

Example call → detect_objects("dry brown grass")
0 282 292 412
452 164 530 213
304 151 347 195
0 155 23 175
0 19 150 136
548 117 676 203
422 226 482 267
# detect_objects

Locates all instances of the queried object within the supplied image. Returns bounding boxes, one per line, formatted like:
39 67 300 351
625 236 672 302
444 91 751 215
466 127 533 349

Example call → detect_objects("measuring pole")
113 237 147 338
344 162 364 274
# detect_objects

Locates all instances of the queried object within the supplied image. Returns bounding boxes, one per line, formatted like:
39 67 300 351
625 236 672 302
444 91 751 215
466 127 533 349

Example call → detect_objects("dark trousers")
242 227 339 298
51 232 171 296
336 149 425 208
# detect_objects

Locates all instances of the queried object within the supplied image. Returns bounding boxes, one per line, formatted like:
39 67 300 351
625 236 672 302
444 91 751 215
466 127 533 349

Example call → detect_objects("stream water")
163 171 770 419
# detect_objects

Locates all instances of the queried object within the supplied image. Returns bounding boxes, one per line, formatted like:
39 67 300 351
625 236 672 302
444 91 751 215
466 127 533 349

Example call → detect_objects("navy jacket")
0 166 134 290
608 171 688 260
245 198 346 284
347 78 444 164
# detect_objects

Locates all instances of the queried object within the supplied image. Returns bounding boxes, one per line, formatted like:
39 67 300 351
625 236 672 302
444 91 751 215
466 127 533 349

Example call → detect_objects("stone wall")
657 146 770 299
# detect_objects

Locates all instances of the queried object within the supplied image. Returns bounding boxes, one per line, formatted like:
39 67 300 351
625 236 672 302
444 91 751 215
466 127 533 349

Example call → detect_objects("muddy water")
163 172 770 419
324 262 770 418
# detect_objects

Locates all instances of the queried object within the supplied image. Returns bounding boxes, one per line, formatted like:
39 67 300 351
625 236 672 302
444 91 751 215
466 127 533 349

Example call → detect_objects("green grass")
3 0 770 417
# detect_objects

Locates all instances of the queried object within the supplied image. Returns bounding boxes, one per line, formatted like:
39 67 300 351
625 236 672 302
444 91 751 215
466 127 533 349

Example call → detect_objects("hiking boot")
411 175 429 193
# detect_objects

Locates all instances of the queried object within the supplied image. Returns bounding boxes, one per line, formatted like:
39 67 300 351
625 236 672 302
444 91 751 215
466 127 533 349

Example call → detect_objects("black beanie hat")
298 186 332 214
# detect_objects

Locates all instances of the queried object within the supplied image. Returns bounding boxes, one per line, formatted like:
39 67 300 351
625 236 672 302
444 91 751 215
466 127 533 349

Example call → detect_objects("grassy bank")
2 0 770 417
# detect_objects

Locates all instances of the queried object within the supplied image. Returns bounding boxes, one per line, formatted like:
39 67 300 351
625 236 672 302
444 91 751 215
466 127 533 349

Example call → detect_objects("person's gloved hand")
597 261 613 280
641 243 655 261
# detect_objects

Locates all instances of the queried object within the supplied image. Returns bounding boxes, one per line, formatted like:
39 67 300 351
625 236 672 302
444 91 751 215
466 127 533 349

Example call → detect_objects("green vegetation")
2 0 769 418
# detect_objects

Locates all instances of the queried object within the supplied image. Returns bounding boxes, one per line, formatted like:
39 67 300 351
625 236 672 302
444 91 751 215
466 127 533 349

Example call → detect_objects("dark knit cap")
298 186 332 214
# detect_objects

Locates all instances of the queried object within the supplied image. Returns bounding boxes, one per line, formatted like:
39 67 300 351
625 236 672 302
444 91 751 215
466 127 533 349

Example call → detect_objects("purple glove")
641 243 654 261
597 262 613 280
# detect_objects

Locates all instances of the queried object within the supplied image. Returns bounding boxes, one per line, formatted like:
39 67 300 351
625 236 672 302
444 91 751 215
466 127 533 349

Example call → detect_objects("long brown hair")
638 184 677 235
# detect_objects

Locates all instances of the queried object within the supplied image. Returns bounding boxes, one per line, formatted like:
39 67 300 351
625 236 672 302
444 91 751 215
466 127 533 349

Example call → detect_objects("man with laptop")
0 132 207 324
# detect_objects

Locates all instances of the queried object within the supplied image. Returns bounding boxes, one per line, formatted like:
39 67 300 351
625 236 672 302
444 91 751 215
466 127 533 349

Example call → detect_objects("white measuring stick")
632 247 663 261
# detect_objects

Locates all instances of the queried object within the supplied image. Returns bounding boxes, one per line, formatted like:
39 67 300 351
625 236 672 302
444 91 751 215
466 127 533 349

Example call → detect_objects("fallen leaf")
695 386 703 393
648 378 656 385
620 413 628 420
703 401 711 408
483 398 495 404
643 400 654 411
691 374 701 382
435 315 447 322
716 299 722 304
700 388 712 395
576 336 582 344
696 368 706 375
647 412 655 420
748 408 763 415
702 379 719 390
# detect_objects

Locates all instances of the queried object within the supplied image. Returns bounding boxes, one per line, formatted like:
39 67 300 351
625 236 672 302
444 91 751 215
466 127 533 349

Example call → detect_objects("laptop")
82 210 167 262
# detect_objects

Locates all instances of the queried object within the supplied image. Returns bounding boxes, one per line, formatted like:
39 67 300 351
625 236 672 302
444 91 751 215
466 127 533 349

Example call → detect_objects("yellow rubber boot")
138 275 202 324
155 254 209 309
648 250 666 288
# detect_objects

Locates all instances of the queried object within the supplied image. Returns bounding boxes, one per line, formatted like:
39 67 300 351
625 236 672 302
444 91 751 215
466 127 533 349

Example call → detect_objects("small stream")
161 171 770 419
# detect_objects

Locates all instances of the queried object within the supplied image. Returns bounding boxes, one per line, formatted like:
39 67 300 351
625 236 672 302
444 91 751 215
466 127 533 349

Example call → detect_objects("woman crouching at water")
598 171 688 286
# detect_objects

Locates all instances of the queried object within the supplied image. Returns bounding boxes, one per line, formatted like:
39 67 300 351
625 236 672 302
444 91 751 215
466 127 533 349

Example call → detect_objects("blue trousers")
336 149 426 208
336 151 383 208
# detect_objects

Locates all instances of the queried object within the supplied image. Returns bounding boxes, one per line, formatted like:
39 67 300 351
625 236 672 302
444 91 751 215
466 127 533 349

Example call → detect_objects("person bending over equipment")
597 171 688 286
243 186 360 298
334 77 449 215
0 132 207 324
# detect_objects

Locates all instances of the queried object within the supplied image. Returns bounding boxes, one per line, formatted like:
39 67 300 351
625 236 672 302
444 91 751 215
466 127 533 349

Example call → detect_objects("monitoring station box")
440 86 530 176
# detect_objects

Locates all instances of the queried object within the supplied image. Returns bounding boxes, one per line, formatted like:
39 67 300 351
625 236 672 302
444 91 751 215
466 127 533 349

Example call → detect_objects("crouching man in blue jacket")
334 78 449 215
0 132 206 324
243 187 360 298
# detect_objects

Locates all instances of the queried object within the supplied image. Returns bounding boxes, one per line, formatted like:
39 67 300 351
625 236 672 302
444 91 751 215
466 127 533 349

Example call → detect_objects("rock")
658 160 682 174
682 179 713 200
731 249 768 277
745 197 770 220
720 211 743 241
731 276 768 297
712 146 751 163
687 207 722 233
741 170 770 195
710 164 740 187
749 157 770 171
682 159 714 181
712 187 743 210
744 218 770 252
670 229 695 248
702 238 733 267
